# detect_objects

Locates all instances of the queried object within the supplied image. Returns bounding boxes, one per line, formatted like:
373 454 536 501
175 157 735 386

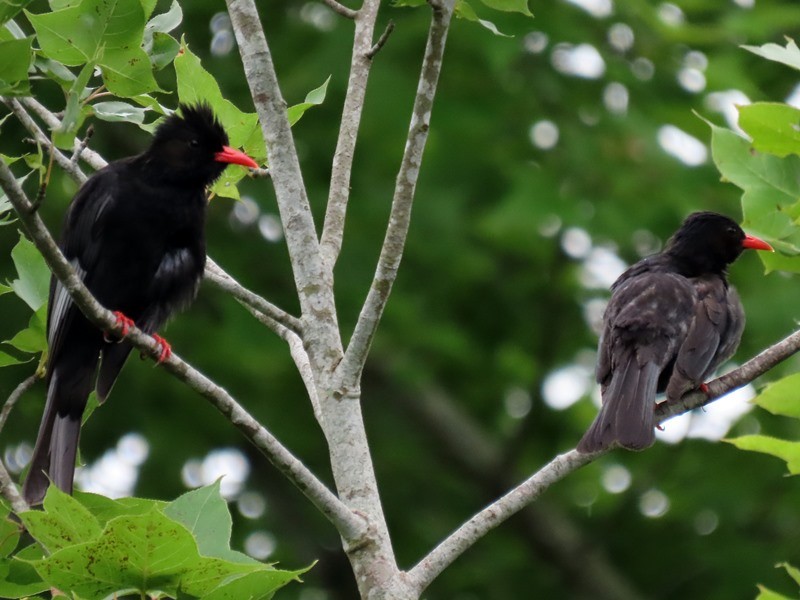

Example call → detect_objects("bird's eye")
189 139 200 148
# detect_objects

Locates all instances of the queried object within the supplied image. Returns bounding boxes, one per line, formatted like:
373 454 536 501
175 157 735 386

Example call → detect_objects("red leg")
105 311 135 342
699 383 710 395
151 334 172 364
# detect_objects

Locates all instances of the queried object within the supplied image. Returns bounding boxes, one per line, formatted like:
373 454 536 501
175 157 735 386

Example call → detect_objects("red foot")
151 334 172 364
699 383 710 395
105 311 135 342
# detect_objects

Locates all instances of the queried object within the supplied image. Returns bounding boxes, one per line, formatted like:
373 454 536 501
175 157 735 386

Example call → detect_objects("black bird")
577 212 772 454
23 104 258 505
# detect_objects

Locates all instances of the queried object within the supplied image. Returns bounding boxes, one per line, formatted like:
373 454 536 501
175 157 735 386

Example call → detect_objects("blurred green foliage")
3 0 800 599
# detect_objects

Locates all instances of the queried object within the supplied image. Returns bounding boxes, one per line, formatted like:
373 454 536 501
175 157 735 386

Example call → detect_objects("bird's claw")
151 334 171 364
104 311 135 343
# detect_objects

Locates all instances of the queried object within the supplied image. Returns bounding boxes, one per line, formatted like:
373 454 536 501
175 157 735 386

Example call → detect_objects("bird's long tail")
577 356 660 453
22 365 93 506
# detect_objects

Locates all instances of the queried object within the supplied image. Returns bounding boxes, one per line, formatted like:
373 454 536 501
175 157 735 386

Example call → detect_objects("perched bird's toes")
106 311 135 341
151 334 172 364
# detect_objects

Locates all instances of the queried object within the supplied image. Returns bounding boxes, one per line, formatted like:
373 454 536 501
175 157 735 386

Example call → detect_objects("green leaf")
27 0 145 66
175 40 265 200
0 544 48 599
149 31 180 70
9 233 49 312
479 0 532 17
726 435 800 474
72 491 166 525
101 45 161 97
52 59 94 149
0 516 21 558
0 350 30 367
777 562 800 587
4 306 46 354
201 568 310 600
742 38 800 72
287 76 331 126
164 481 257 564
20 485 102 553
26 508 286 600
738 103 800 158
752 373 800 418
756 585 794 600
709 122 800 273
144 0 182 38
0 37 31 96
0 0 34 26
33 57 76 87
91 100 147 124
454 0 511 37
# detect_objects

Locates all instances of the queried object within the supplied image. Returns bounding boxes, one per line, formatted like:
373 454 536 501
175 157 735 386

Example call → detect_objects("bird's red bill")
742 234 774 252
214 146 258 169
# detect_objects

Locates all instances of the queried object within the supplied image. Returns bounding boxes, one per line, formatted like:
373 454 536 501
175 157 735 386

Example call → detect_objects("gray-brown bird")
577 212 772 453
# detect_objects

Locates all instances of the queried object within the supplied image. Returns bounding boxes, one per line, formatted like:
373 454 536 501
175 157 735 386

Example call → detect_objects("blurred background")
3 0 800 598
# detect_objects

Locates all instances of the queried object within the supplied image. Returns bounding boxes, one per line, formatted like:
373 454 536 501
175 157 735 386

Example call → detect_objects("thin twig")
406 327 800 593
237 301 324 425
0 373 39 435
335 0 456 389
321 0 357 19
70 124 94 165
0 459 28 514
249 167 271 178
204 258 303 335
408 449 593 594
19 97 106 171
29 148 54 213
656 327 800 421
366 20 395 59
319 0 382 270
0 159 366 541
4 98 88 184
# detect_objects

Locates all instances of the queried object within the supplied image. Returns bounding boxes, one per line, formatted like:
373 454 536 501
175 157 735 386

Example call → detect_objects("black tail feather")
22 362 94 505
577 357 659 453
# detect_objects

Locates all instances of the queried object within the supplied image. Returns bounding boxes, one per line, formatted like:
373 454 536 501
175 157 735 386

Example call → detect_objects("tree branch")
321 0 357 19
204 258 302 335
0 374 38 513
366 20 395 59
408 449 593 594
385 374 644 600
3 98 88 183
0 373 38 435
656 326 800 420
0 160 366 541
319 0 381 270
336 0 455 388
407 327 800 593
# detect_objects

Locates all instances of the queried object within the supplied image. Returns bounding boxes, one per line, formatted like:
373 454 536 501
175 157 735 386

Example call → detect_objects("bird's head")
667 211 773 275
147 103 258 186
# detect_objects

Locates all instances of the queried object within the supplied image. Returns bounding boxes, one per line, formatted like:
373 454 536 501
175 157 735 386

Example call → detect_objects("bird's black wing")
47 171 118 368
666 275 743 401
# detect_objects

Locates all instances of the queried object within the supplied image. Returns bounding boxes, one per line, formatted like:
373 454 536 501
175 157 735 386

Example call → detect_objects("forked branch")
406 328 800 593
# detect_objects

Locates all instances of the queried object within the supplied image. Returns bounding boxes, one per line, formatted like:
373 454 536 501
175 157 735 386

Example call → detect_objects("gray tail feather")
577 357 660 453
22 371 85 506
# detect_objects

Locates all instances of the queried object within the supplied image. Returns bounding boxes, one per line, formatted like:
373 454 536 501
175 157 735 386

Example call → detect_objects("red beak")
214 145 259 169
742 233 774 252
